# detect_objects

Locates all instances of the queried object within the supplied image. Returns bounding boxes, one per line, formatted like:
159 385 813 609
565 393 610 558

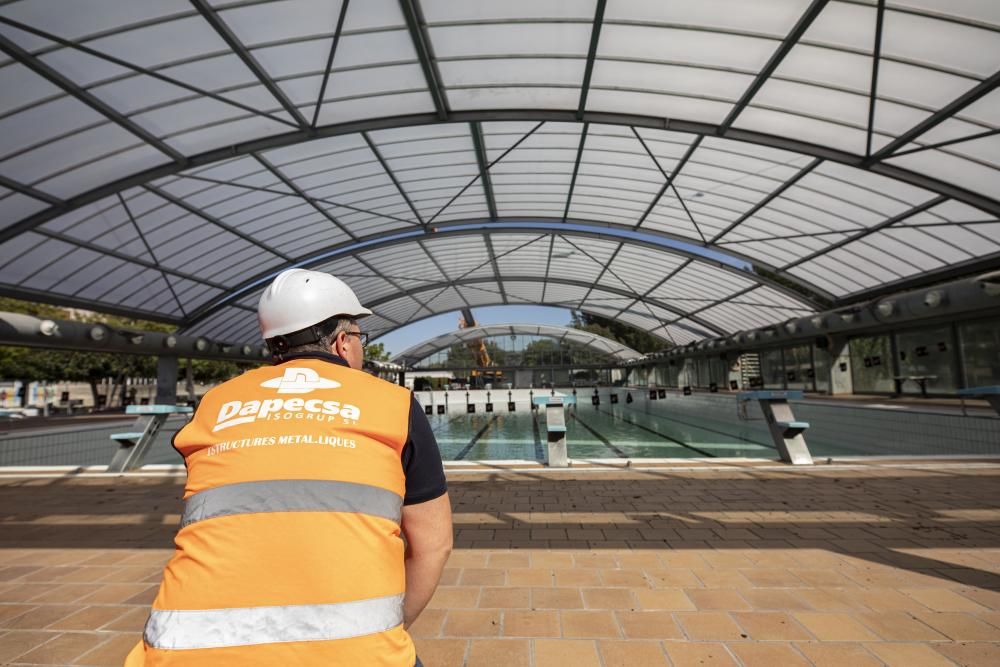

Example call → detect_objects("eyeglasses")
344 330 369 349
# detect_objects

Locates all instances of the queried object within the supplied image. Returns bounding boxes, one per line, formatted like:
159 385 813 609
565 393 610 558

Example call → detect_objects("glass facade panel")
960 318 1000 388
784 344 815 392
850 335 894 393
760 348 785 389
813 344 831 394
896 325 958 395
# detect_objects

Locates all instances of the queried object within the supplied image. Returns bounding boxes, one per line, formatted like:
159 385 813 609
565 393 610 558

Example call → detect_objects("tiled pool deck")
1 460 999 666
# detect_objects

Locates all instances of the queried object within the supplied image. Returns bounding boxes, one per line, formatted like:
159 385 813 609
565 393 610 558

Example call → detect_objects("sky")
374 305 574 357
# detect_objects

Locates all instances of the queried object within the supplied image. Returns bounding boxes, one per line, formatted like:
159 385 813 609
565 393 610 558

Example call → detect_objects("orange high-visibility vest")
134 358 415 666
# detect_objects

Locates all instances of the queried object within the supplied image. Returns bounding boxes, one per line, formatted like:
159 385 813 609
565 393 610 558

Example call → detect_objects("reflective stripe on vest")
181 479 403 528
144 593 405 650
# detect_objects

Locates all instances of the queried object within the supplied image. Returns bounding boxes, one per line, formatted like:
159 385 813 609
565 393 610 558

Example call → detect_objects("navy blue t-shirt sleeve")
401 395 447 505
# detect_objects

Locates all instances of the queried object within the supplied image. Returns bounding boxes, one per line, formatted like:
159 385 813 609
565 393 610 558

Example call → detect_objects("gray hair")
285 317 355 356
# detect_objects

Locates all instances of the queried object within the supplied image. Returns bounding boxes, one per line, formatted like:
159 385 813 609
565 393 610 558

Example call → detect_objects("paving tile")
2 604 78 630
675 612 745 640
1 583 60 603
76 584 152 605
502 610 560 637
633 588 695 611
686 589 751 611
412 638 467 667
427 586 480 609
856 610 949 641
15 631 108 665
408 609 446 638
466 638 529 667
727 642 812 667
46 605 131 631
741 568 806 588
459 568 506 586
442 610 501 638
794 641 884 667
902 588 990 612
691 569 753 589
71 633 142 666
487 552 530 568
533 639 601 667
600 569 648 588
507 568 553 587
478 586 529 609
554 568 602 587
615 611 683 640
531 587 583 609
795 588 870 611
645 568 702 588
530 552 574 568
731 611 813 640
573 553 617 569
581 587 634 610
662 641 739 667
561 610 621 638
857 588 935 612
0 604 37 624
437 568 460 586
25 584 100 604
447 552 488 568
932 641 1000 667
0 630 55 663
598 639 670 666
865 641 961 667
910 611 1000 640
740 589 814 611
793 612 880 641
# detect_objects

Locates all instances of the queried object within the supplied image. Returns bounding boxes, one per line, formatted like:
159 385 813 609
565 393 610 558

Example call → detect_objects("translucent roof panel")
0 1 997 344
179 229 816 344
394 322 643 366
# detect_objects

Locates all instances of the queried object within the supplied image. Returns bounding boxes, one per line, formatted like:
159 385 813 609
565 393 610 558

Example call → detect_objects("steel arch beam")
177 227 821 336
4 109 997 248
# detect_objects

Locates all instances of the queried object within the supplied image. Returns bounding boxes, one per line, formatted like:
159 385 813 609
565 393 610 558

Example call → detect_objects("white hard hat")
258 269 372 340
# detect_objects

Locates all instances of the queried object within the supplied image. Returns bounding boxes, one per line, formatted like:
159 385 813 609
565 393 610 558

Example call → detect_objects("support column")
545 396 568 467
823 336 853 396
155 355 179 405
725 352 742 391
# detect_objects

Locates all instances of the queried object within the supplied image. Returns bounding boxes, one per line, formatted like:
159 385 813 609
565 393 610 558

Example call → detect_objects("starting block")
533 395 575 467
737 390 813 465
107 404 193 472
957 386 1000 417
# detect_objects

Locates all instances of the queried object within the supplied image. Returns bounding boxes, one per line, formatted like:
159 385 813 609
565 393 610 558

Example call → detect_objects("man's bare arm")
401 492 453 628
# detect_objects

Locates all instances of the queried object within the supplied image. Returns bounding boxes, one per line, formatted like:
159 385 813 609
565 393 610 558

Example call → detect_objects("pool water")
429 404 777 461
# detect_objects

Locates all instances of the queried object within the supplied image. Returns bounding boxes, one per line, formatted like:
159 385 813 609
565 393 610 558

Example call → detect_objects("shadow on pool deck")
2 464 999 665
2 465 999 590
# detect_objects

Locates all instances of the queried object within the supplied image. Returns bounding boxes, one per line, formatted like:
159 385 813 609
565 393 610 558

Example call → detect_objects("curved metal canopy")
392 323 644 366
0 0 998 343
181 228 817 345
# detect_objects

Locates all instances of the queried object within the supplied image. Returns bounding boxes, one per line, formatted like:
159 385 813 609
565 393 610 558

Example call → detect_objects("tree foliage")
0 297 254 403
569 311 673 354
364 341 392 362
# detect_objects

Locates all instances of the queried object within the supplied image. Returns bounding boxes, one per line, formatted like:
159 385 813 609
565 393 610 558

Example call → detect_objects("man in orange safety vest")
127 269 452 666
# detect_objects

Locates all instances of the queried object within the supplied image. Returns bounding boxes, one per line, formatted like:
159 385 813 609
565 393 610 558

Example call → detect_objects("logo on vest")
212 367 360 432
260 367 341 394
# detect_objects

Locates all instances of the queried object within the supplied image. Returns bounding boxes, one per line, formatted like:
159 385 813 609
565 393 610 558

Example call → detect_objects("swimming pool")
430 404 777 461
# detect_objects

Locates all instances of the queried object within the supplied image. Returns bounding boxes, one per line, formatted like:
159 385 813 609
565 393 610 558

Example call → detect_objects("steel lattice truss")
0 0 997 345
392 323 644 367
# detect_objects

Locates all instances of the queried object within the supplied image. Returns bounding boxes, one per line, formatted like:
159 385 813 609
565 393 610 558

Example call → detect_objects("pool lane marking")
613 407 776 450
454 415 500 460
430 412 467 434
568 411 628 458
531 412 545 461
594 406 717 458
